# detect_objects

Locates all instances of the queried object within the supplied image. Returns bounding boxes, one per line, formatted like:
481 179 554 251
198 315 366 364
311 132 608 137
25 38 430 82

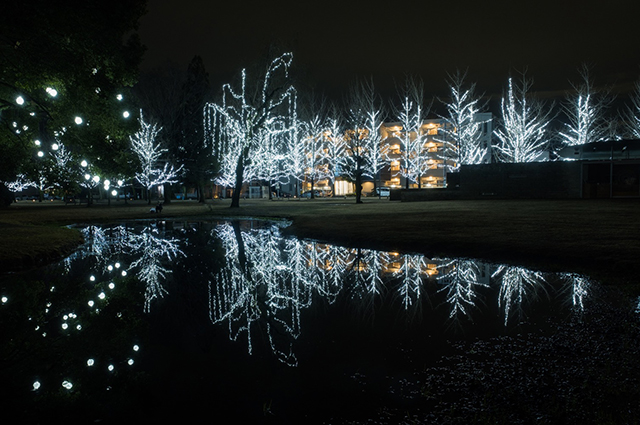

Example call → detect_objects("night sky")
138 0 640 104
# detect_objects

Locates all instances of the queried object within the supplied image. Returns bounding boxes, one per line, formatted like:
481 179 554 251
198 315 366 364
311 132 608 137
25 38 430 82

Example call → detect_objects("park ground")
0 197 638 289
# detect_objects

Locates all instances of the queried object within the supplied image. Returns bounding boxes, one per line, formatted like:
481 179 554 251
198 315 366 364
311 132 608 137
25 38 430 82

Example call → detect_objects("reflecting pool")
0 219 634 424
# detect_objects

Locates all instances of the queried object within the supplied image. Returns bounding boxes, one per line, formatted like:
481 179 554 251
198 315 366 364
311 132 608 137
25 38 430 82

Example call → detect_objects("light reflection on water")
0 219 599 421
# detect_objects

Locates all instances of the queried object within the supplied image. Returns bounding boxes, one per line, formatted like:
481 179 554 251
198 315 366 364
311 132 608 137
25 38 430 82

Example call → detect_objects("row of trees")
4 1 640 208
206 56 640 206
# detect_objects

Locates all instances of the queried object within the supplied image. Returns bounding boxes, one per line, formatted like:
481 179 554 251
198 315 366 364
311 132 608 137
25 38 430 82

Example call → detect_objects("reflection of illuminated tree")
64 223 184 312
391 254 430 311
210 222 305 366
125 224 184 312
492 265 546 325
561 273 591 311
437 258 489 320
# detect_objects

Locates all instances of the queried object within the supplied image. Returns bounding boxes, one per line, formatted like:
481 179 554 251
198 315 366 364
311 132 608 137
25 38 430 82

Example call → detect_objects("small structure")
400 139 640 201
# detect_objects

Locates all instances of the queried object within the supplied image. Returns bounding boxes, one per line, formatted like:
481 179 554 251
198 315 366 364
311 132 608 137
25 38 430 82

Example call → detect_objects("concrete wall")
458 162 583 199
400 162 584 201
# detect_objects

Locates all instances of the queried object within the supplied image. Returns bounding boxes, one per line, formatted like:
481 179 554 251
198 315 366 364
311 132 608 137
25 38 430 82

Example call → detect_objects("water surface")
0 219 609 423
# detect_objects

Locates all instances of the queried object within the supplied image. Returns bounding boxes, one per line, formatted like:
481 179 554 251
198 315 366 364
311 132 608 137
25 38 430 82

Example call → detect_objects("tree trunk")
230 149 246 208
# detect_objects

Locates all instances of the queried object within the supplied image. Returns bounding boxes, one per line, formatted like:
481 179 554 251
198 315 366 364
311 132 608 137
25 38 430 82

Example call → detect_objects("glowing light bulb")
127 359 134 365
108 365 114 372
93 175 100 183
16 96 24 105
117 94 123 101
51 143 59 150
37 151 44 157
62 381 73 390
33 381 41 390
46 87 58 97
98 292 105 299
133 345 139 351
87 359 95 366
88 300 94 307
108 283 115 290
1 296 7 304
81 160 88 167
75 116 83 125
123 111 130 118
34 140 41 146
111 190 117 196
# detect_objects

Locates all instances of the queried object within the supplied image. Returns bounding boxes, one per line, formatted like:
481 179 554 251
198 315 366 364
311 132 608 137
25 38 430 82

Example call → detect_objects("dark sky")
138 0 640 103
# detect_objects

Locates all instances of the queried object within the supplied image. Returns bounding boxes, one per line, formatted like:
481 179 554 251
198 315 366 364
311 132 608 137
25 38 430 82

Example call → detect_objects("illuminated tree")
130 111 182 204
624 80 640 139
438 70 489 171
494 72 552 163
323 108 346 197
392 76 429 188
559 65 612 147
0 0 144 204
205 53 296 208
343 78 384 203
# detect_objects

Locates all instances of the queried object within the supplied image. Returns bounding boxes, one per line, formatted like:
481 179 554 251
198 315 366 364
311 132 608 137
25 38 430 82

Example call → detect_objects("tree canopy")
0 0 147 187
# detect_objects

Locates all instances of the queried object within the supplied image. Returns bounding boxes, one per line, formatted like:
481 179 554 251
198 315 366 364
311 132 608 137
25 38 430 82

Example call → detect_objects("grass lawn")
1 197 639 287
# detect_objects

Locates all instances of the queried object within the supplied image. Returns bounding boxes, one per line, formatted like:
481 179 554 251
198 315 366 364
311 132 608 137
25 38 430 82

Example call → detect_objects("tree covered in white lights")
624 80 640 139
205 53 296 208
438 70 489 171
494 72 553 163
559 65 612 147
392 76 429 188
343 78 385 203
130 111 182 204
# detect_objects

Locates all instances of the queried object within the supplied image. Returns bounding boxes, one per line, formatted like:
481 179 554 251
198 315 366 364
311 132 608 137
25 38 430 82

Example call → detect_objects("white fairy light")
133 344 139 351
88 300 94 307
117 94 123 101
108 283 115 289
51 143 59 150
16 96 24 105
75 116 83 125
108 364 114 372
46 87 58 97
61 323 68 329
1 296 7 304
122 111 130 118
87 359 95 366
37 151 44 157
98 292 105 299
111 190 117 196
81 160 88 167
62 381 73 390
127 359 134 366
33 381 41 391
